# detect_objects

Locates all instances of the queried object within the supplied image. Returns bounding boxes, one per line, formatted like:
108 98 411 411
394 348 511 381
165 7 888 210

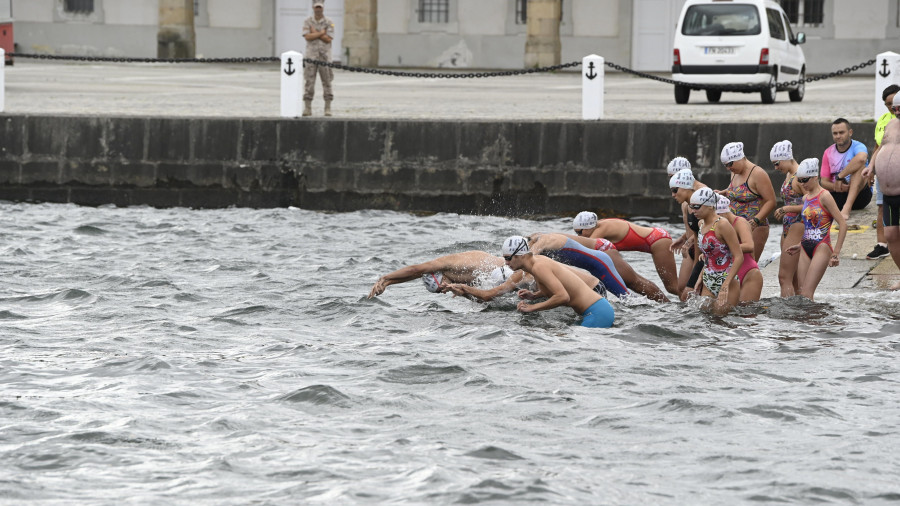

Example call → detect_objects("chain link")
301 57 580 77
8 52 876 88
9 53 279 64
605 58 876 92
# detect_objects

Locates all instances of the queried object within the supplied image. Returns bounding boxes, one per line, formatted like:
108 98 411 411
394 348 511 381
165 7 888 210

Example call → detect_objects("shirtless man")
863 93 900 290
367 250 502 298
572 212 679 296
501 236 615 328
528 232 669 302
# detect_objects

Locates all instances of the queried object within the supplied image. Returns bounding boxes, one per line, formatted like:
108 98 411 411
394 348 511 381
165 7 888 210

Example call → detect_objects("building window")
515 0 565 25
516 0 527 24
779 0 824 27
64 0 94 14
418 0 449 23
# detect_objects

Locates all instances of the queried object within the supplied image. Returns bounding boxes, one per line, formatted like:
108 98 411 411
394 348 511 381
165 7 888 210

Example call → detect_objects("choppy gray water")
1 203 899 504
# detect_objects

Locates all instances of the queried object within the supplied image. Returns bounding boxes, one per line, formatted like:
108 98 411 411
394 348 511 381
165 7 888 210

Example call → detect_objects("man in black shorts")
864 95 900 290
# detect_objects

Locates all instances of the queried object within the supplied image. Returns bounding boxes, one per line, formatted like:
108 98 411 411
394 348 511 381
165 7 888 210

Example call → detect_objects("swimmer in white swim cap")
783 157 848 301
499 236 616 328
666 157 691 177
721 139 777 262
368 250 507 298
769 140 804 297
572 211 679 297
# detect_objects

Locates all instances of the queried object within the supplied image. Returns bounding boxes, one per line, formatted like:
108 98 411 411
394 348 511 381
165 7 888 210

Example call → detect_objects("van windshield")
681 4 762 36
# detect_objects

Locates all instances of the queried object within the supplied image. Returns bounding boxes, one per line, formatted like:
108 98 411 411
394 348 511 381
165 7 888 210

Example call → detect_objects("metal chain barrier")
9 52 279 64
300 57 580 77
604 58 877 92
9 52 579 77
8 52 876 88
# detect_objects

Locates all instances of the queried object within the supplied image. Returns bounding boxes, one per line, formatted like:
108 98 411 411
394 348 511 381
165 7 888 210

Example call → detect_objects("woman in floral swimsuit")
785 159 848 301
720 141 777 262
770 140 805 297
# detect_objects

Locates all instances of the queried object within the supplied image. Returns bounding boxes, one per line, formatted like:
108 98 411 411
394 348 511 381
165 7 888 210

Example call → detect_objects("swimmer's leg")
739 269 763 303
798 244 831 301
608 250 668 303
650 238 679 295
751 224 769 262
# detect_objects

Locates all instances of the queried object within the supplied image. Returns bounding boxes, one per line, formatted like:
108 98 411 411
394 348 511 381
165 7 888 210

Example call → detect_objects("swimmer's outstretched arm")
367 261 442 298
446 271 526 303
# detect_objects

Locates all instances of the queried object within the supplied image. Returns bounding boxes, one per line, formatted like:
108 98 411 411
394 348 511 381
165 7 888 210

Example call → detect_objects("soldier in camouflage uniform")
302 0 335 116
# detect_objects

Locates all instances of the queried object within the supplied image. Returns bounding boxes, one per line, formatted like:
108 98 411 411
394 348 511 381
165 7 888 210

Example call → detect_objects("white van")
671 0 806 104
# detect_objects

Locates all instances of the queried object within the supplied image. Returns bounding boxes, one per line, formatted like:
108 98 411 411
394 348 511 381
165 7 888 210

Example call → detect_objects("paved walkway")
0 60 882 122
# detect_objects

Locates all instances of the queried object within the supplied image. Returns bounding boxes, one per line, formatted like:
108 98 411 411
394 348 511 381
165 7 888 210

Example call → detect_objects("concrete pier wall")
0 115 875 218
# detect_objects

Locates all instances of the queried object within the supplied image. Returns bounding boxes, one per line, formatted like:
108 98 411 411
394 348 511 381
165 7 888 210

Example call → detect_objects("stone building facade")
9 0 900 73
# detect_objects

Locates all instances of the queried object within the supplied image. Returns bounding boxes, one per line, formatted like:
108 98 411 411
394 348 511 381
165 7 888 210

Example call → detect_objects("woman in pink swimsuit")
668 167 708 300
770 140 805 297
716 196 763 303
689 188 743 314
785 159 848 301
573 211 679 296
720 142 777 262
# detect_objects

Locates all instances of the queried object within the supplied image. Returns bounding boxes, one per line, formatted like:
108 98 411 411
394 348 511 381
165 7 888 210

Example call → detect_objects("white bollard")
281 51 303 118
874 51 900 121
582 54 604 120
0 48 5 113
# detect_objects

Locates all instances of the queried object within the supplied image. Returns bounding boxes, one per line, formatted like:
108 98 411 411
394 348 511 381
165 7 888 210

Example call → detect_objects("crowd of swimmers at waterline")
367 140 864 328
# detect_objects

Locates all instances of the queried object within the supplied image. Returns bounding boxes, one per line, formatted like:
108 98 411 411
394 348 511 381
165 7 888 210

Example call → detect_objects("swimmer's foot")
891 280 900 291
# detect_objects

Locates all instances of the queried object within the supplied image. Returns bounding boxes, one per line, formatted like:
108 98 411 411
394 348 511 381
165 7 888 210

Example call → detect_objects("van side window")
767 8 786 40
782 12 797 42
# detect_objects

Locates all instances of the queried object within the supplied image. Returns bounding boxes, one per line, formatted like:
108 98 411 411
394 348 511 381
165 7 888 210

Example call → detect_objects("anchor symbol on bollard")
284 58 296 76
586 61 597 80
880 59 891 78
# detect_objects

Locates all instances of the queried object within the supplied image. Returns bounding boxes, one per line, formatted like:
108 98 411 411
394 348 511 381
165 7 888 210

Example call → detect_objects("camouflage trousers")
304 60 333 102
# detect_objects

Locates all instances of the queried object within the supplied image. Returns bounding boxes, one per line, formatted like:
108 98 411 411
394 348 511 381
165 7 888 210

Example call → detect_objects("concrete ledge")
0 115 875 217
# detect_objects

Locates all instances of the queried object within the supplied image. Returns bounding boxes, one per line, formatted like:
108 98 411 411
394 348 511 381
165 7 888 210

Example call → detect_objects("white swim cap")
690 187 718 207
573 211 597 230
797 158 820 178
770 140 793 162
501 236 530 257
489 266 515 286
716 195 731 214
721 142 745 164
422 272 444 293
667 157 691 176
669 168 695 189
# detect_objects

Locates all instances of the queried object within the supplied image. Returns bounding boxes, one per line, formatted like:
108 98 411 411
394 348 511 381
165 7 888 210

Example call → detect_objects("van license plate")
704 46 734 55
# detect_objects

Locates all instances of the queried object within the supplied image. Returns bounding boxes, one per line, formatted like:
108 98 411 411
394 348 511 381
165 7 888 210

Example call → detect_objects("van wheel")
761 75 777 104
675 85 691 104
706 90 722 103
789 69 805 102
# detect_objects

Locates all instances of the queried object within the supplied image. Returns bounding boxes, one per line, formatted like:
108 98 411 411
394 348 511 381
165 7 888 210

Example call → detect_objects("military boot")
324 100 332 117
302 100 312 117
